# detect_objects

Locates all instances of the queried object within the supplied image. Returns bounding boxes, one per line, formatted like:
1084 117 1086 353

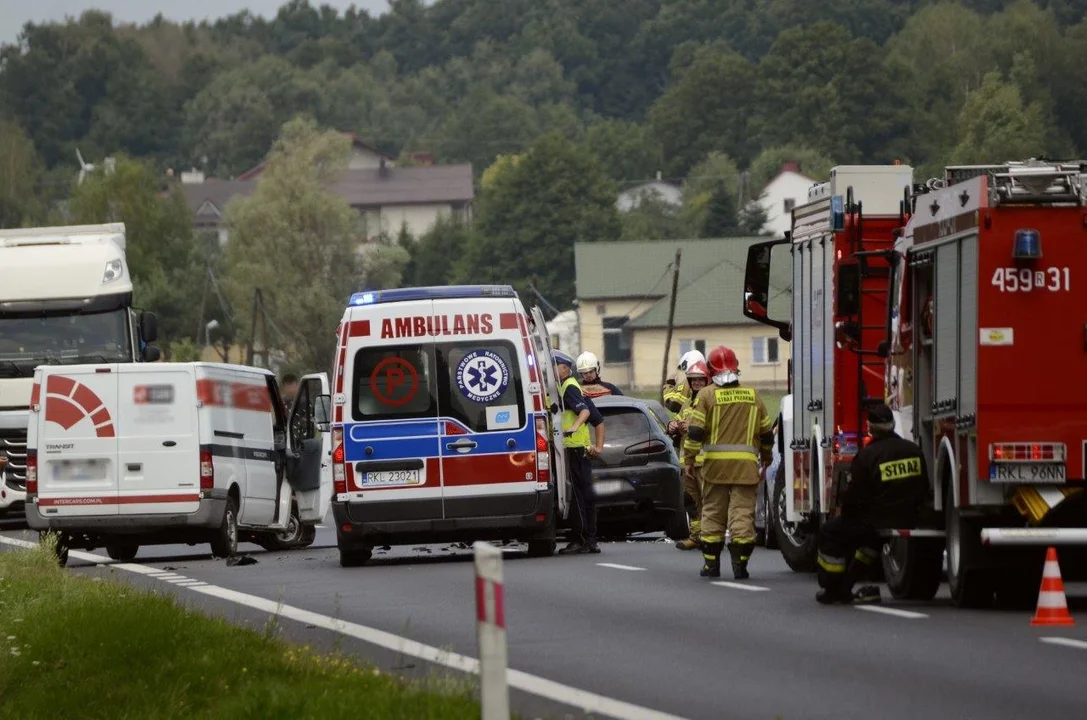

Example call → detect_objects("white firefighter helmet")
677 349 706 372
576 351 601 375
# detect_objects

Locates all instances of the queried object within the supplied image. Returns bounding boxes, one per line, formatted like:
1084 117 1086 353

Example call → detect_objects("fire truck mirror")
836 264 861 317
877 340 890 359
743 238 792 341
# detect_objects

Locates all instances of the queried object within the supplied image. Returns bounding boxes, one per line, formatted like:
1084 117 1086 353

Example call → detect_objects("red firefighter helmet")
707 346 740 375
685 360 710 380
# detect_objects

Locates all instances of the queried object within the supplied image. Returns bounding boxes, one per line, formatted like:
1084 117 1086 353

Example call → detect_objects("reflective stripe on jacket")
686 384 773 485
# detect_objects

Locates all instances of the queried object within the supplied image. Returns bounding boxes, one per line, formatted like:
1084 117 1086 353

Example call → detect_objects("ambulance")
25 362 332 565
325 285 568 567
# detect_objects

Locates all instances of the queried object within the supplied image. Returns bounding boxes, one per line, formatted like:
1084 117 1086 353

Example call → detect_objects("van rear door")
528 306 569 519
117 365 200 515
437 298 537 518
34 366 120 518
287 372 332 522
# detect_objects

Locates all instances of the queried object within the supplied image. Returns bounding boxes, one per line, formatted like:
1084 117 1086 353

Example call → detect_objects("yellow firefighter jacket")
679 399 705 468
662 373 690 417
686 383 773 485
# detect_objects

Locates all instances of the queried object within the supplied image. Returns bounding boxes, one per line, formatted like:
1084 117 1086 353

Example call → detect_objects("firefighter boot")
843 558 882 604
699 540 724 578
728 541 753 580
676 517 701 551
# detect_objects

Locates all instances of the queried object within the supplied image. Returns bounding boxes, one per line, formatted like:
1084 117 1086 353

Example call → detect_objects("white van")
323 285 569 567
24 362 332 565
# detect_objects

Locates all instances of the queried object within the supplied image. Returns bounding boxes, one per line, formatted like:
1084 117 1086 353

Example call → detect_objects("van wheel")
258 503 304 551
40 531 68 567
296 524 317 549
106 543 139 562
527 539 556 557
211 497 239 559
339 545 372 567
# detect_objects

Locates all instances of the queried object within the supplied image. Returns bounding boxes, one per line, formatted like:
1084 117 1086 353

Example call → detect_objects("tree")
584 118 662 184
460 131 621 307
950 72 1050 164
67 155 205 345
0 121 46 228
409 215 476 286
679 151 741 235
747 145 834 194
701 181 740 238
222 117 362 370
619 194 689 241
738 195 772 237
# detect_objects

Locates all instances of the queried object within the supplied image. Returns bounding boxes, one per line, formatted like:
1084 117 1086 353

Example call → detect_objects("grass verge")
0 542 483 719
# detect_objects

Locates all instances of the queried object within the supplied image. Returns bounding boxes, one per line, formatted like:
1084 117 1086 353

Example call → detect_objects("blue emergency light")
1012 228 1042 259
348 285 518 306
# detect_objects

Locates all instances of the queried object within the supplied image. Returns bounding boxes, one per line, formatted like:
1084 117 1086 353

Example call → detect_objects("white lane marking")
596 563 646 572
0 536 687 720
711 581 770 592
855 605 928 619
1040 637 1087 651
158 575 188 582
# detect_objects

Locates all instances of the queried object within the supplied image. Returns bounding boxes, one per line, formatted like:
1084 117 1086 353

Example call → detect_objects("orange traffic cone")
1031 547 1075 627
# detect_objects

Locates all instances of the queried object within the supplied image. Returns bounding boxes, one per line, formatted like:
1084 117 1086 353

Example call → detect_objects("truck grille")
1 432 28 493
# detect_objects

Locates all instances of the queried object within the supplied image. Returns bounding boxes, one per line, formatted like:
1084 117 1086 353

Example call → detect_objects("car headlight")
103 259 124 284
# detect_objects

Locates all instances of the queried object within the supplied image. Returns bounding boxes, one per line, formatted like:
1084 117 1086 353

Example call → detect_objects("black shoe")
558 541 591 555
700 561 721 578
816 587 854 605
852 585 882 604
732 562 750 580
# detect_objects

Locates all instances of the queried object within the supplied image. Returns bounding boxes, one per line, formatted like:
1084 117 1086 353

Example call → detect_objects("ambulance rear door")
342 297 444 517
33 365 120 518
529 306 569 519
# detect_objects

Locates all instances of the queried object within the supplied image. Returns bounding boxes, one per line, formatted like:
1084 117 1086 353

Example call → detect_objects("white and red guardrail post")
473 541 510 720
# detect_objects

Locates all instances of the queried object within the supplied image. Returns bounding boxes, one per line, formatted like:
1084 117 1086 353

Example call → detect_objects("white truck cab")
25 362 331 565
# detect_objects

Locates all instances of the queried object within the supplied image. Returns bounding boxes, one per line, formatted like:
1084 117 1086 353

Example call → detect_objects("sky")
0 0 391 45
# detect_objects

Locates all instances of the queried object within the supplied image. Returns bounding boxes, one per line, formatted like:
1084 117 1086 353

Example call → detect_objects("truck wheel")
946 500 994 608
105 543 139 562
763 480 780 550
883 536 943 601
339 545 373 567
210 497 239 559
773 467 818 573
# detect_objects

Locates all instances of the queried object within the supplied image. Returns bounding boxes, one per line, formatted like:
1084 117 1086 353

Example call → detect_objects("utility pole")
660 248 682 390
246 288 260 367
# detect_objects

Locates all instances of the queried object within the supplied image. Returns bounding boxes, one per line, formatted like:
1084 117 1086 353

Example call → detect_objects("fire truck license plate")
989 464 1066 483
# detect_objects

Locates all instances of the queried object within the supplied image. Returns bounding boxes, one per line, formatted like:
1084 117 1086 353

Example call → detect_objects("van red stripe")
499 313 518 330
38 494 200 507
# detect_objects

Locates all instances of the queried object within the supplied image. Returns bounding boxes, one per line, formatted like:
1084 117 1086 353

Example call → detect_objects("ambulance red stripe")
441 453 536 485
348 320 371 337
499 312 518 330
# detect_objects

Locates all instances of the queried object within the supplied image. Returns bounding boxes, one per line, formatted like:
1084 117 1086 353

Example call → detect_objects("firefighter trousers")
683 465 703 542
565 447 597 545
817 514 882 594
700 483 757 548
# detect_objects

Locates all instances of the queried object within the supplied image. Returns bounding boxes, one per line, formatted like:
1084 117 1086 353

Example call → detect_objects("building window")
783 198 796 213
602 316 631 364
678 339 706 357
752 337 780 365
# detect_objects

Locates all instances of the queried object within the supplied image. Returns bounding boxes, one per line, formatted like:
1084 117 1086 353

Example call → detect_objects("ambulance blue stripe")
343 423 536 462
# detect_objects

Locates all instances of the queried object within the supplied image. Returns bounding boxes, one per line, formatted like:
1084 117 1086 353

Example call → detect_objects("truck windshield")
0 309 131 374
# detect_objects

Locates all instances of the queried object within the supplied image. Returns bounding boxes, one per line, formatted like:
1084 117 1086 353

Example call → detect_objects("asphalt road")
3 516 1087 720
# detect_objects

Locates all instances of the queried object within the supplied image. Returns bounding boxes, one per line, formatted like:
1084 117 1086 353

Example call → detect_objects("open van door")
286 372 332 523
527 306 569 519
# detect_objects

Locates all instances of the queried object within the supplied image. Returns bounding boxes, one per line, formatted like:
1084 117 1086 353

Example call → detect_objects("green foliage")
620 194 689 241
747 145 834 194
409 214 476 286
166 337 202 362
222 117 363 370
0 120 46 228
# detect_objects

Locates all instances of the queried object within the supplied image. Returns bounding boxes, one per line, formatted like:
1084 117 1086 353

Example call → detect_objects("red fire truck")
743 160 1087 609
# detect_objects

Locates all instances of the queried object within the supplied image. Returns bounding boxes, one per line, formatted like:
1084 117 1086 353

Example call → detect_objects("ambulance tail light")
991 443 1065 462
199 447 214 490
332 427 347 494
25 450 37 497
534 416 550 485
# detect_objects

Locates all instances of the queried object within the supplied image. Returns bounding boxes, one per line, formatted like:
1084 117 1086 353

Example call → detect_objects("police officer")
553 350 600 555
815 403 929 605
685 346 773 579
663 350 705 415
673 360 710 551
575 351 623 398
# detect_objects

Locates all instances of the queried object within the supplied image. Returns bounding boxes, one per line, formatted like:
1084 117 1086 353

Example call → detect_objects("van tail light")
332 427 347 495
534 416 550 486
26 450 37 496
199 447 214 490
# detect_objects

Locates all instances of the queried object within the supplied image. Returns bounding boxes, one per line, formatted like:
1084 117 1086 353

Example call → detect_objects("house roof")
626 244 792 329
179 180 256 227
235 132 395 181
575 239 752 300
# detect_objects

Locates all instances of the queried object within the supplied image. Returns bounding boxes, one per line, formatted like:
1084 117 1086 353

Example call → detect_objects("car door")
528 306 569 519
286 372 332 523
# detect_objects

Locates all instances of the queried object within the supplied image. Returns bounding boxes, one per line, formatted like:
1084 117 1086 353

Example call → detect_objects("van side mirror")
142 345 161 362
139 311 158 343
743 238 792 342
314 394 332 432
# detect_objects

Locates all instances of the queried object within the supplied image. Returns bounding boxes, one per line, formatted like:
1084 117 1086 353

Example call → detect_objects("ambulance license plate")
360 469 421 487
989 463 1066 483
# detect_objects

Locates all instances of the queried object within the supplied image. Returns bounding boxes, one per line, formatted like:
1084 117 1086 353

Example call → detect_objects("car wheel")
339 545 373 567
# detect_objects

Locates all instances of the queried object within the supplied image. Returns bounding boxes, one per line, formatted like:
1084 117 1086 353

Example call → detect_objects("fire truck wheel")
763 481 779 550
773 468 818 573
945 501 994 609
882 537 943 601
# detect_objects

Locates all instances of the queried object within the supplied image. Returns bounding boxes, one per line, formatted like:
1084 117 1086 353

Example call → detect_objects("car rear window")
599 407 650 440
642 400 671 430
438 341 525 432
351 345 437 421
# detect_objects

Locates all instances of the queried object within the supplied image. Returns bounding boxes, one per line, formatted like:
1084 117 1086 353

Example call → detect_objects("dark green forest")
1 0 1085 363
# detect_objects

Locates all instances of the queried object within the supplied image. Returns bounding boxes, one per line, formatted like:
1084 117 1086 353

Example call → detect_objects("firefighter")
576 351 624 398
815 403 929 605
663 350 705 415
685 346 773 579
673 359 710 551
552 350 600 555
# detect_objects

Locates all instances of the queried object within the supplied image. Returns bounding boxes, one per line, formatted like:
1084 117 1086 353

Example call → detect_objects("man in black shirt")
815 403 929 605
